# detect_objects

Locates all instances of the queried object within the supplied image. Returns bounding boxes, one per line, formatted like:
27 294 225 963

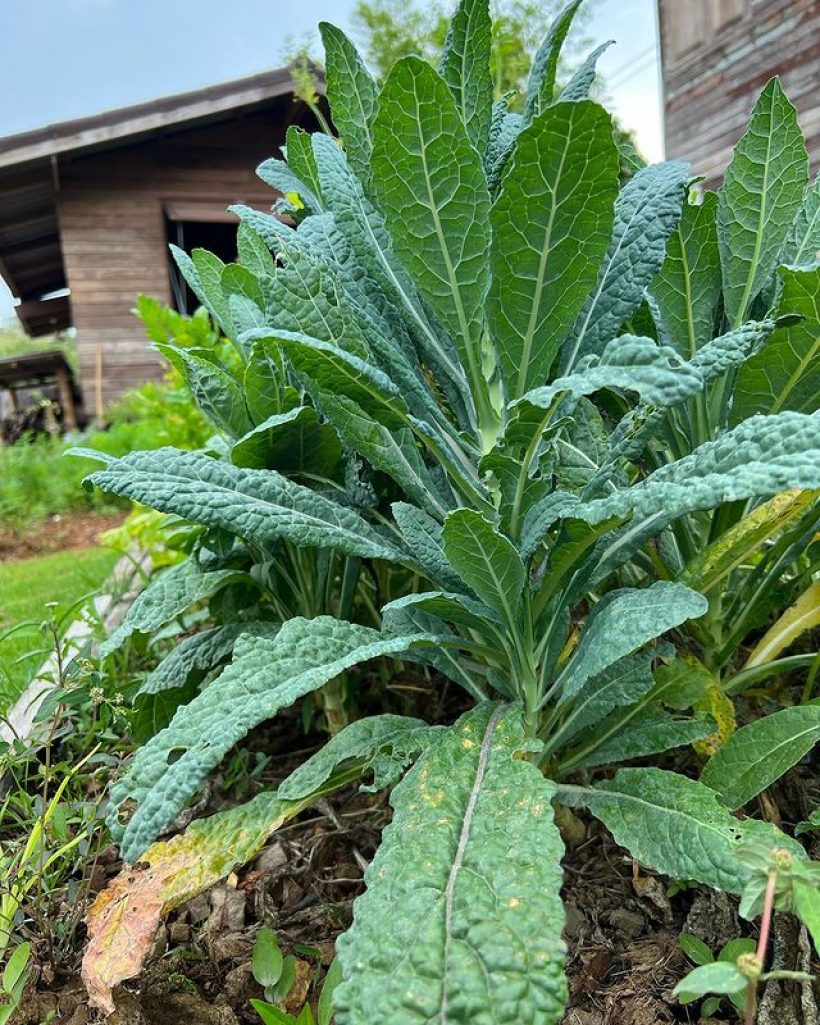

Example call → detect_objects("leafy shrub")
81 1 820 1019
0 305 212 528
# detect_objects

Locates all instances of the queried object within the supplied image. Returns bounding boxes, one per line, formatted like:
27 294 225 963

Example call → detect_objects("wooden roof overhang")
0 67 322 336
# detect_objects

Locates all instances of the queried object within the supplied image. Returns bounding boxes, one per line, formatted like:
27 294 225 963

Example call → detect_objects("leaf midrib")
439 706 504 1023
516 127 573 397
714 721 820 805
411 87 484 404
733 96 777 328
106 464 400 559
770 330 820 413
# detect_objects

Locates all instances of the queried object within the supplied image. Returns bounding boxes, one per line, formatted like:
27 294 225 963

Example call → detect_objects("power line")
607 50 658 89
602 41 656 82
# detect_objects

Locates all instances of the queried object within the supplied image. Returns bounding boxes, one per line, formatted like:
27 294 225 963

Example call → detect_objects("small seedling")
676 933 756 1016
250 929 340 1025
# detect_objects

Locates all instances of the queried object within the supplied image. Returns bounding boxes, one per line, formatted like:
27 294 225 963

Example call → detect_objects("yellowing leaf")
82 792 293 1014
745 581 820 669
680 488 817 594
693 684 736 757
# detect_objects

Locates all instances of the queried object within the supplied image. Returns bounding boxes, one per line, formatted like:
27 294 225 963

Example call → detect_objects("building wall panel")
54 102 301 404
659 0 819 187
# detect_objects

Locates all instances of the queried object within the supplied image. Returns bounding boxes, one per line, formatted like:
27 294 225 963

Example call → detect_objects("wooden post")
95 342 104 423
55 366 77 430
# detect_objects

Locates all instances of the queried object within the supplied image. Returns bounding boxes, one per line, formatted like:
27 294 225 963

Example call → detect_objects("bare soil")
0 512 127 560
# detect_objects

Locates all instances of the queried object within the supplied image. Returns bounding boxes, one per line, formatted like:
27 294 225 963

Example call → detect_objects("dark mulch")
11 689 820 1025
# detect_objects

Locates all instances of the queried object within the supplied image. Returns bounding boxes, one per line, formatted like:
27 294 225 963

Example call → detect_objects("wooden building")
658 0 820 186
0 70 321 405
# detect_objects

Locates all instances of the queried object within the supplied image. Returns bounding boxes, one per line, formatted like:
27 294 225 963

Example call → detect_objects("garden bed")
9 696 818 1025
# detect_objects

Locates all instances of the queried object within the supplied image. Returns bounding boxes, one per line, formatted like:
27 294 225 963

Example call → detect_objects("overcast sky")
0 0 662 326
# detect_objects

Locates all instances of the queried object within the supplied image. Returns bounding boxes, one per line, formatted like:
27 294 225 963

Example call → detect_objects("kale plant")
81 1 820 1019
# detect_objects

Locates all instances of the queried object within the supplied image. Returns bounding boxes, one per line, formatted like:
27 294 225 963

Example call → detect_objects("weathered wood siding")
56 99 305 404
659 0 820 186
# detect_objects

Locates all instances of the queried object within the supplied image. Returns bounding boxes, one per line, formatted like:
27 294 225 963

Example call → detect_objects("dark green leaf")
717 77 808 328
488 100 619 397
649 192 721 357
563 161 690 370
372 56 491 413
700 705 820 809
442 509 525 624
320 22 379 187
438 0 493 152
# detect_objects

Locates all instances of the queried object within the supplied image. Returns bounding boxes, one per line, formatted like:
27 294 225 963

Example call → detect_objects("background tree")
351 0 595 97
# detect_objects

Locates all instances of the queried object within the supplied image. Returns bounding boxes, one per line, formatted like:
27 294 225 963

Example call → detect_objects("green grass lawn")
0 547 119 712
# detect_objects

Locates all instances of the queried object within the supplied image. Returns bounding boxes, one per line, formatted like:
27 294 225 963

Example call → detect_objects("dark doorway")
166 218 238 314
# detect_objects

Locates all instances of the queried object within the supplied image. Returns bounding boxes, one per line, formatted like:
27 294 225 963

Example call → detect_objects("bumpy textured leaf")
244 338 289 423
392 502 468 592
110 619 438 861
311 134 473 423
260 331 409 429
372 57 491 404
83 791 292 1013
279 714 442 799
510 334 703 441
687 317 775 381
485 108 522 194
554 582 707 702
335 705 567 1025
649 193 721 356
381 601 489 702
569 710 715 769
701 705 820 810
312 391 451 518
320 23 379 187
781 173 820 266
138 622 278 696
231 406 344 476
744 580 820 668
253 231 441 427
522 0 583 124
191 249 232 332
255 250 352 350
544 648 658 753
559 768 803 894
576 412 820 526
257 156 323 214
383 591 501 635
564 161 690 369
732 264 820 423
438 0 493 153
558 41 613 102
488 100 619 397
238 222 276 278
442 509 525 624
155 343 251 438
84 448 408 564
101 561 243 658
717 78 808 327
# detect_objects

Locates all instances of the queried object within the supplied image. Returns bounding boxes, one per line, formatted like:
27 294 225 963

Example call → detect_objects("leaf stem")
745 866 778 1025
